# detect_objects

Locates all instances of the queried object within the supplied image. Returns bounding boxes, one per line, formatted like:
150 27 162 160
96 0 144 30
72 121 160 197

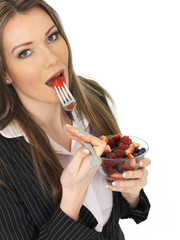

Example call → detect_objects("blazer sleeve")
0 184 107 240
115 189 151 224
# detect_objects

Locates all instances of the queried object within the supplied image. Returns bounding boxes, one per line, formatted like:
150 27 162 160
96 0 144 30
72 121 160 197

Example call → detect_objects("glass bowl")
99 135 149 181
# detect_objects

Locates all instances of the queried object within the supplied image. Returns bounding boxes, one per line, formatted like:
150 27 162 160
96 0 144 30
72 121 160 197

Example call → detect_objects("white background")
47 1 180 239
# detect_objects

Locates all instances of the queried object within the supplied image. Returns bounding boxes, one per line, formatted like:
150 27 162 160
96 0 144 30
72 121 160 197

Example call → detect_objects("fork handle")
72 110 101 167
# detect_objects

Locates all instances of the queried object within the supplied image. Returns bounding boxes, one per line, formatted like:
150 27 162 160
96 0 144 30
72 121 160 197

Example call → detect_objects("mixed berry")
99 134 146 179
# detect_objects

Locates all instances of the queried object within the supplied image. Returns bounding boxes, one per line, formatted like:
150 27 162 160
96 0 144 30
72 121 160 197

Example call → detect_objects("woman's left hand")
106 158 151 208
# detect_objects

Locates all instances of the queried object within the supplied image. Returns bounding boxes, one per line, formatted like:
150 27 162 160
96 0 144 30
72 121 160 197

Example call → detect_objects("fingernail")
82 148 89 155
66 124 73 128
139 161 143 167
123 173 128 178
112 182 116 186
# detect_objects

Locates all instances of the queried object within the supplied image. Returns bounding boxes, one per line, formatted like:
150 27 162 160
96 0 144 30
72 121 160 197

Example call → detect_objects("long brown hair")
0 0 120 205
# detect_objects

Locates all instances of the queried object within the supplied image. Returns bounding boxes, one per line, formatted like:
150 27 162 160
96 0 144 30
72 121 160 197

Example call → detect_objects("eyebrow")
11 25 57 54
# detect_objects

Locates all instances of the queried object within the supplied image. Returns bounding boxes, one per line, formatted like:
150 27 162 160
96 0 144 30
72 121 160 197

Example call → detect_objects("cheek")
6 58 41 88
11 69 39 88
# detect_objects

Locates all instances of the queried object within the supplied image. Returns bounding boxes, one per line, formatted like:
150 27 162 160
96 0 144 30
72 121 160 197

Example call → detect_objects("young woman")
0 0 151 239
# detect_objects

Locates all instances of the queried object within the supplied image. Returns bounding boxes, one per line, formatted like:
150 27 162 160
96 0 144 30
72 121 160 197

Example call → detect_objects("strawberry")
53 76 64 87
103 145 111 153
114 149 126 158
129 159 137 168
127 153 134 158
99 135 109 144
133 142 140 148
111 134 121 142
127 153 137 169
120 136 132 145
125 143 135 155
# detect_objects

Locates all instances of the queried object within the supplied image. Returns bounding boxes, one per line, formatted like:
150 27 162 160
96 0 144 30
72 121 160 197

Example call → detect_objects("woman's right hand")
60 126 106 221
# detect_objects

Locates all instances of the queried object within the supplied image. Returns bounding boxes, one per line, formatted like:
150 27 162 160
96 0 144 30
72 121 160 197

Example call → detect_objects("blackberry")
138 148 146 156
134 147 140 153
115 166 125 173
115 141 120 146
140 148 146 153
101 152 107 158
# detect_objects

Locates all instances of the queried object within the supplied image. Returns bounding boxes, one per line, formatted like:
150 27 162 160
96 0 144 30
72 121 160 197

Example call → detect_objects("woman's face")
2 7 69 107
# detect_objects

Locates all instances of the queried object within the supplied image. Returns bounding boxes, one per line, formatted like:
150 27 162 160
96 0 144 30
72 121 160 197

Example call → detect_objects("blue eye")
19 49 30 58
47 31 59 43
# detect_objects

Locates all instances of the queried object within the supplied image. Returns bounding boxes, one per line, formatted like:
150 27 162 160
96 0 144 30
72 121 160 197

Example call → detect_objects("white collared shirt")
0 119 113 232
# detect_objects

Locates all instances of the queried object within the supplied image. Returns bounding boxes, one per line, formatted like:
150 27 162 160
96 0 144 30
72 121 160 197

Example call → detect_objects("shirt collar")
0 120 29 141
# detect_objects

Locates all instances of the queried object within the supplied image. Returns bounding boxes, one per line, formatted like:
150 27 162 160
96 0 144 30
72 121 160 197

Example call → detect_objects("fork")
54 82 101 166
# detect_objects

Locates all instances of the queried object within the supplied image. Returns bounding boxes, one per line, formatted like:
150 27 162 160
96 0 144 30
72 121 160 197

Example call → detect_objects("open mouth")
46 71 65 87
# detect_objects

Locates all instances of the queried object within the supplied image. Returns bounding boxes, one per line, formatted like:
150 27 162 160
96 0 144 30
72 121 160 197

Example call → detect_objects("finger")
122 168 148 179
67 133 85 146
112 178 142 188
66 125 106 156
106 184 141 194
66 124 81 135
79 134 106 156
138 158 151 168
66 125 90 147
69 147 90 172
107 178 147 192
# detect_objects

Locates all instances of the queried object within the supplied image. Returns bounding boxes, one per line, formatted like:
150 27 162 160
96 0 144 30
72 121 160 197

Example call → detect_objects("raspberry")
105 160 114 167
113 149 125 158
124 162 133 170
120 136 132 145
105 153 116 159
108 138 115 148
118 143 129 150
116 160 126 173
104 153 116 167
117 160 126 168
111 134 121 142
107 166 117 175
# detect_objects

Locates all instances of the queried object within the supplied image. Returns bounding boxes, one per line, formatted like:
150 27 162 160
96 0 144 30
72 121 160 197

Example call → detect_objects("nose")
43 47 59 69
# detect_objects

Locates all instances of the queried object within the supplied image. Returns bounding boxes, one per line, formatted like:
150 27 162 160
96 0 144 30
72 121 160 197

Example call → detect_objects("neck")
28 102 71 135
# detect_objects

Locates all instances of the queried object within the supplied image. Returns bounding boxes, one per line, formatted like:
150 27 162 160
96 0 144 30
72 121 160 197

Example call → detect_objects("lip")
45 69 66 86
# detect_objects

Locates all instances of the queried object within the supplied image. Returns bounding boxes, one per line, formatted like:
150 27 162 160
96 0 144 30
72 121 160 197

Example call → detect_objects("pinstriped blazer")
0 133 150 240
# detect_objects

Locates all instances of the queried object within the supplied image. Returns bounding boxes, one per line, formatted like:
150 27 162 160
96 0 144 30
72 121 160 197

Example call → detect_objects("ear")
4 73 13 85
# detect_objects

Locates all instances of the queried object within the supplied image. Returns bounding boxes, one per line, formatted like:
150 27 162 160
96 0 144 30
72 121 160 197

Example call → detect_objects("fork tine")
61 86 71 102
54 86 65 106
57 86 68 104
63 84 75 101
